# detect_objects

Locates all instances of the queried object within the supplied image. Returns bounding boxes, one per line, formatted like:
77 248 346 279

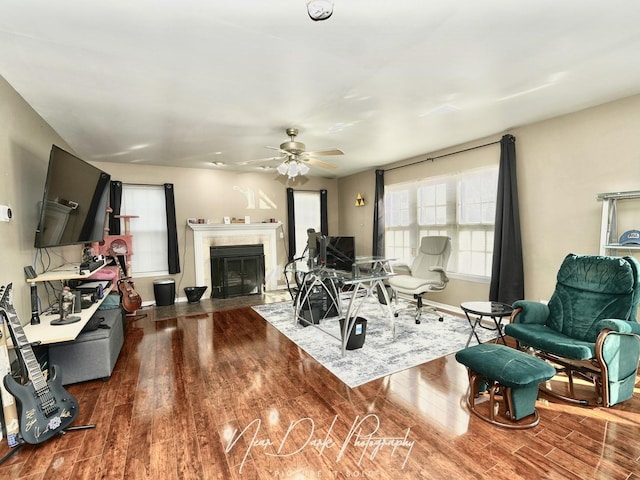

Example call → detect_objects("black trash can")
184 286 207 303
153 278 175 306
339 317 367 350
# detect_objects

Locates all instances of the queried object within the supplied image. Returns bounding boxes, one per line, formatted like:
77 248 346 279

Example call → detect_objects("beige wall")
512 95 640 302
0 75 74 319
338 94 640 307
337 170 377 257
2 69 639 321
89 162 339 302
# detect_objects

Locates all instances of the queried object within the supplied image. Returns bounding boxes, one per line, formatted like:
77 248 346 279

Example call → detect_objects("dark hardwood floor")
2 293 640 479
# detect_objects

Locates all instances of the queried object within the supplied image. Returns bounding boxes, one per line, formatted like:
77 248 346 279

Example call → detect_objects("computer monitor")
326 236 355 271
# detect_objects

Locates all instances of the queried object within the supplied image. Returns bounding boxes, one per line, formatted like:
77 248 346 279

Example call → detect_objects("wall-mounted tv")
34 145 111 248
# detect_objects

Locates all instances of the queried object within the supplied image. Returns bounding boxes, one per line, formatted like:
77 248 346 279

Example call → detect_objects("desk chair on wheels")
388 236 451 324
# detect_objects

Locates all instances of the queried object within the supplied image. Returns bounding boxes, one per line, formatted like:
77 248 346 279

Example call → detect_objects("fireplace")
188 222 280 295
210 244 265 298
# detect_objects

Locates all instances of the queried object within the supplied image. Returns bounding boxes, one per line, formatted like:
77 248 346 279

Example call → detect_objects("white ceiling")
2 1 640 178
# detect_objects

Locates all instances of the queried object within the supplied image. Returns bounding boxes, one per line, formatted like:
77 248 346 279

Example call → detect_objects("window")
120 184 168 277
384 166 498 279
457 169 498 277
385 189 411 261
292 190 321 258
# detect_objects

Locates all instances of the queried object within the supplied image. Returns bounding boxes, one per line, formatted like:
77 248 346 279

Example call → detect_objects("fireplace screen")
210 244 265 298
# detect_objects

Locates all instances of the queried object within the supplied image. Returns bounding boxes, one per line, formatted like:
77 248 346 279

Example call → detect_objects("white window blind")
293 190 321 258
384 166 498 279
121 184 168 277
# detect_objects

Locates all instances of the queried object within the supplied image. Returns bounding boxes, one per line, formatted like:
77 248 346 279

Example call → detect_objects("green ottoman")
455 343 556 428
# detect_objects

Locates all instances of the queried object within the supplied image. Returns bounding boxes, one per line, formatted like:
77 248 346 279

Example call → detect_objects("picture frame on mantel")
223 216 231 225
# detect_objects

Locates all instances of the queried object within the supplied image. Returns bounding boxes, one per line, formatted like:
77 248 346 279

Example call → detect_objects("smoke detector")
307 0 334 21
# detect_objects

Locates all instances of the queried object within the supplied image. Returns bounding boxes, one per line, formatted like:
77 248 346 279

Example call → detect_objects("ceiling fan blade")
305 157 337 170
266 146 291 155
303 149 344 157
238 156 285 165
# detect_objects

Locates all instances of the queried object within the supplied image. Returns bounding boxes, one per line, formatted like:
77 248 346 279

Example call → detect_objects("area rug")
252 295 498 388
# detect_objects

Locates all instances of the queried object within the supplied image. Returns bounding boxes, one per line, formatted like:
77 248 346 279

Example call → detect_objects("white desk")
22 261 112 345
22 285 114 345
25 262 105 283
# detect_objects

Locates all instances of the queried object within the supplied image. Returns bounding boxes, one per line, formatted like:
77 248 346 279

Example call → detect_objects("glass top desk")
288 259 396 357
353 256 396 275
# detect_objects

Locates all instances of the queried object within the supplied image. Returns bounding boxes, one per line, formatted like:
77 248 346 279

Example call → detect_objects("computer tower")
297 277 339 326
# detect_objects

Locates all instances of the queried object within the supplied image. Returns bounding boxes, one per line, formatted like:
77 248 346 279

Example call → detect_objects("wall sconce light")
355 193 365 207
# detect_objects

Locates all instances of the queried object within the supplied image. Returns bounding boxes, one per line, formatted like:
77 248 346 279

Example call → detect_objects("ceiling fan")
243 128 343 177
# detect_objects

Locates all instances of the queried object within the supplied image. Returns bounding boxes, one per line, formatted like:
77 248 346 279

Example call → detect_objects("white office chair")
388 236 451 324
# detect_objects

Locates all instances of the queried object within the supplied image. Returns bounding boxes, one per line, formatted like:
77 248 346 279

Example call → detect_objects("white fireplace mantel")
189 222 282 292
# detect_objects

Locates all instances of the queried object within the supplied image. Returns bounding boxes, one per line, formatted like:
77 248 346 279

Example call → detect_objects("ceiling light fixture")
277 159 310 179
307 0 334 21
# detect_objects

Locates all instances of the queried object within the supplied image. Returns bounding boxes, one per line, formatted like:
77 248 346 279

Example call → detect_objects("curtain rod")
287 188 327 193
122 182 166 187
384 139 501 172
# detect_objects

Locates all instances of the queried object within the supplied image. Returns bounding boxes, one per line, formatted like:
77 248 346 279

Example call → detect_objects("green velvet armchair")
504 253 640 407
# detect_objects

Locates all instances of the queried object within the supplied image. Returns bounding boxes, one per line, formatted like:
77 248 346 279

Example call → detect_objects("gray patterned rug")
253 295 497 388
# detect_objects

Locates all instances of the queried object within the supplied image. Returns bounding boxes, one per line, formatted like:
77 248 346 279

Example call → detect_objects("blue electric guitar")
0 283 79 445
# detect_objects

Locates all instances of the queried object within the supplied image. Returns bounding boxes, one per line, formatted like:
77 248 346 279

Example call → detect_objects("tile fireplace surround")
188 222 281 294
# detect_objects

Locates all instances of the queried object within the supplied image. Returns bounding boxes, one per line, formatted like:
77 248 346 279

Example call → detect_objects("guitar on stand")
0 302 19 449
108 250 142 314
0 283 95 464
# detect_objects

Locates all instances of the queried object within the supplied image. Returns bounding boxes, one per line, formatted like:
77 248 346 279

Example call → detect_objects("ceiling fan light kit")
298 163 310 175
244 127 343 177
277 159 310 179
276 162 289 175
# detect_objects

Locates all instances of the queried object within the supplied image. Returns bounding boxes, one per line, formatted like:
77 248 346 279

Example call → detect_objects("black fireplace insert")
210 244 265 298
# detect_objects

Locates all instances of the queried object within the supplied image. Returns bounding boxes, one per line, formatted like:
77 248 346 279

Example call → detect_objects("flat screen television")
326 236 355 271
34 145 111 248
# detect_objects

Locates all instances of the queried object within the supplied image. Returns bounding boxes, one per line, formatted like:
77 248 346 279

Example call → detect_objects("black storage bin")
153 278 175 306
339 317 367 350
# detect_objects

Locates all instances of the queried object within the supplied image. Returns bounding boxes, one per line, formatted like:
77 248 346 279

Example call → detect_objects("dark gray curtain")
109 181 122 235
372 169 385 256
320 189 328 236
489 134 524 304
164 183 180 274
286 188 296 261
